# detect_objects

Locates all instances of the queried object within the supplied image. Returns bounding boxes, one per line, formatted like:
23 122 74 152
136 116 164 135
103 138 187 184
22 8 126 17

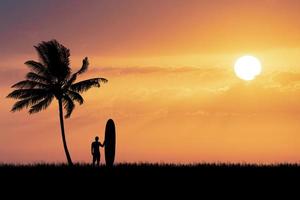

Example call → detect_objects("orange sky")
1 0 300 164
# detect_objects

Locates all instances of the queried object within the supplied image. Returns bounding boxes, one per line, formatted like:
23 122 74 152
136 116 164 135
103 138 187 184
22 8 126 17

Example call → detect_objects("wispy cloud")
0 68 26 86
90 66 223 75
273 71 300 86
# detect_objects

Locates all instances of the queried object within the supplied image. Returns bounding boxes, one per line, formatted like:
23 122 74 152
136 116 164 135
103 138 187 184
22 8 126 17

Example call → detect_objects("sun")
234 55 262 81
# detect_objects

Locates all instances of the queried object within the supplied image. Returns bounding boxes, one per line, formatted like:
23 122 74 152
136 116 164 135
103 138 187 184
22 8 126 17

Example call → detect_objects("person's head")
95 136 99 141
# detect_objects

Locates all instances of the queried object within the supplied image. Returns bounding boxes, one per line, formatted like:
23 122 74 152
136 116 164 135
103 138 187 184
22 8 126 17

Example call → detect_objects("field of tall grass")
1 163 299 195
1 162 299 181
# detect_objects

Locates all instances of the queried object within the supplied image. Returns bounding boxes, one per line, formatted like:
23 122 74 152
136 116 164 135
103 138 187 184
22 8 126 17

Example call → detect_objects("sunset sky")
1 0 300 164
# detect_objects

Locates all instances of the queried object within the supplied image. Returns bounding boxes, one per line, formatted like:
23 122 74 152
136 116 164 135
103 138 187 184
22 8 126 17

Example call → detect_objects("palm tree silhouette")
7 40 108 165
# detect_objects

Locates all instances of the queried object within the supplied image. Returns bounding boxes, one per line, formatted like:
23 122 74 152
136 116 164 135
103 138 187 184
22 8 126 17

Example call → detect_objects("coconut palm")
7 40 108 165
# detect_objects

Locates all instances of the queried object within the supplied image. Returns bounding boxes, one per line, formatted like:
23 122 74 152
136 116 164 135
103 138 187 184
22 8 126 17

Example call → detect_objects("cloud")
88 66 230 82
273 72 300 86
0 68 27 86
90 66 211 75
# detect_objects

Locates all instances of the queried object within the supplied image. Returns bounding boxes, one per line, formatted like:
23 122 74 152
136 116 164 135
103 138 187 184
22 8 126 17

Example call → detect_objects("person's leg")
92 155 96 166
96 155 100 166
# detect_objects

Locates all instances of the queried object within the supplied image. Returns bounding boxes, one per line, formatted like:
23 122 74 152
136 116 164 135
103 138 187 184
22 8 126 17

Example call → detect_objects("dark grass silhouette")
6 40 108 165
1 163 299 183
1 163 299 197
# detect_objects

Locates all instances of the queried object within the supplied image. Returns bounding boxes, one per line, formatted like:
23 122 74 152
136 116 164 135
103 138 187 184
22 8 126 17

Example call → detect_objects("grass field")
1 163 299 196
1 163 299 181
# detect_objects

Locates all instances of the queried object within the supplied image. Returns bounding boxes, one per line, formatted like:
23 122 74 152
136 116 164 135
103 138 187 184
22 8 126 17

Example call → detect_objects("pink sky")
1 0 300 164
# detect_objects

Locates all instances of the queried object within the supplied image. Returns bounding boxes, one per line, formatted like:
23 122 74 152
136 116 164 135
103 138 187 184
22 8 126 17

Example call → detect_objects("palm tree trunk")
58 98 73 165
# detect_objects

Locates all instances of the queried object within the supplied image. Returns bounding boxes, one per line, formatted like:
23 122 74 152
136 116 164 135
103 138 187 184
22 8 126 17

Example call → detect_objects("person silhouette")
91 136 104 166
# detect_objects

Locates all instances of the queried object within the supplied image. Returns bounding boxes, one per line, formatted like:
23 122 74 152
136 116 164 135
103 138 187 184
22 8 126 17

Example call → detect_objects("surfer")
91 136 104 166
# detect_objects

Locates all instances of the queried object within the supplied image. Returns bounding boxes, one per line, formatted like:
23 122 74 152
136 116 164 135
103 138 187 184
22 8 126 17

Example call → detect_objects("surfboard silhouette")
104 119 116 166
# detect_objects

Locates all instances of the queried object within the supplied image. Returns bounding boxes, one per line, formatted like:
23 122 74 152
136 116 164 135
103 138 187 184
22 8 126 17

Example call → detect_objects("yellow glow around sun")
234 55 262 81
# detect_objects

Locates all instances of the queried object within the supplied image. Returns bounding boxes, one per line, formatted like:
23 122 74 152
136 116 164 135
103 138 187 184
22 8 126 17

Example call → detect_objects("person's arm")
91 143 94 155
100 142 104 147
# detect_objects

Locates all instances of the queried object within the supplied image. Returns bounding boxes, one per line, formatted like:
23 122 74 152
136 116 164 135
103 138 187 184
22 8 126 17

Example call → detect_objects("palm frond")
77 57 89 75
63 57 89 89
34 40 71 81
11 95 51 112
11 80 49 89
66 90 84 105
29 95 54 114
24 60 48 75
34 44 50 68
62 95 75 118
26 72 52 84
7 89 49 99
70 78 108 93
64 73 78 90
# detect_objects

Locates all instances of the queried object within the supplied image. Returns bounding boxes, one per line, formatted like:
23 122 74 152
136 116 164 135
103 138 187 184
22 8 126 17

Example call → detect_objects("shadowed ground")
0 163 299 197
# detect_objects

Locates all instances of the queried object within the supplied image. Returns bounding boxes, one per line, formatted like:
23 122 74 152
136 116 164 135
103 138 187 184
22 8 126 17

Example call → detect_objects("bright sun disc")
234 55 262 80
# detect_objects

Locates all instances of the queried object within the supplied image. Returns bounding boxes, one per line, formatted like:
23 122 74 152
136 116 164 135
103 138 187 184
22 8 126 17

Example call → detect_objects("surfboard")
104 119 116 167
